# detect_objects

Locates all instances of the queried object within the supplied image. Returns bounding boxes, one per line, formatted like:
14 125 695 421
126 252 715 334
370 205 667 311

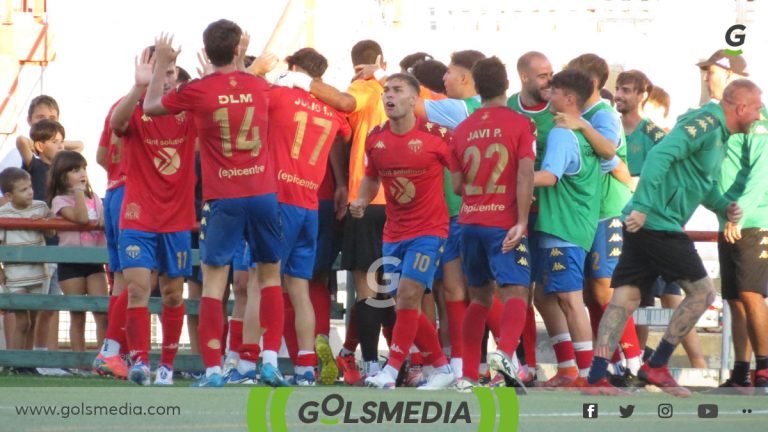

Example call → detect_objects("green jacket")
626 102 731 231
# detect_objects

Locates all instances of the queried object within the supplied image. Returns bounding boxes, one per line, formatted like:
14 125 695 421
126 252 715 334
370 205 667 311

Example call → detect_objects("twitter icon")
619 405 635 418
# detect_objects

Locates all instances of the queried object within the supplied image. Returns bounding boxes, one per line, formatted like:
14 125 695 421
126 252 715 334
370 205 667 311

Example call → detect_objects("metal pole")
720 301 732 382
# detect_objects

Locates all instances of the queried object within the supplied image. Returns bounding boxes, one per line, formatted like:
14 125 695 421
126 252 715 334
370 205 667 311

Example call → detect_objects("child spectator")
0 168 50 353
47 151 108 352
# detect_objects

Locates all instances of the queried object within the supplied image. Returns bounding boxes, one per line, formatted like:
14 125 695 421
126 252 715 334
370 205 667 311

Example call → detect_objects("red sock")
462 303 489 381
125 307 150 364
343 303 359 352
445 300 466 358
309 281 331 337
283 292 299 362
382 325 393 347
106 289 128 349
618 315 642 359
414 312 448 367
497 298 527 356
552 336 576 367
260 286 284 352
159 303 185 368
297 352 317 367
239 343 261 362
523 306 537 368
574 341 594 372
487 296 503 342
411 352 424 366
387 309 419 371
228 319 243 354
198 297 224 368
221 319 229 356
588 302 604 339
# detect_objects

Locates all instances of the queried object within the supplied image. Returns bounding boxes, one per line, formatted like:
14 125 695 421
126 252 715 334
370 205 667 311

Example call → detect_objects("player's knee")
396 278 423 308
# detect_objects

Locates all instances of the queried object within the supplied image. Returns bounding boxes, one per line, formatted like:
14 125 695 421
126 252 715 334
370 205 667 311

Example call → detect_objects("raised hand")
135 47 155 87
154 32 180 65
248 52 279 76
352 55 384 82
236 31 251 70
196 49 213 78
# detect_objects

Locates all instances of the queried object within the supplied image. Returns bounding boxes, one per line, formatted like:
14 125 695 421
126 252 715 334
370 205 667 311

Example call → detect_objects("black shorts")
58 263 106 282
640 278 683 307
341 204 386 272
718 228 768 300
611 227 708 294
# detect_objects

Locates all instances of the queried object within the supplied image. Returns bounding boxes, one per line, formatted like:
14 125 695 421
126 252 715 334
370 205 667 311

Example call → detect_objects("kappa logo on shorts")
549 248 563 257
759 251 768 260
610 219 622 228
516 243 528 253
518 257 529 267
760 237 768 245
200 216 207 226
609 248 622 257
609 233 623 243
552 262 566 272
125 245 141 259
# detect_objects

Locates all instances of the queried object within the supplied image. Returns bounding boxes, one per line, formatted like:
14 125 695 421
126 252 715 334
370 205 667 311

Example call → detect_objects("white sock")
423 365 435 377
99 339 120 357
340 347 354 357
224 351 240 364
626 356 641 375
33 347 48 351
366 361 381 376
436 364 451 374
443 346 452 357
205 366 222 377
383 365 398 380
479 362 489 375
298 350 314 357
236 359 256 374
262 350 278 367
450 358 463 379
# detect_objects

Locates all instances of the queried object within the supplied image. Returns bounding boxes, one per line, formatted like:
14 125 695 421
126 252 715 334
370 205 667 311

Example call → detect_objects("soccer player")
92 99 130 379
110 46 196 386
533 69 602 387
716 101 768 391
233 47 350 386
354 73 454 390
508 51 554 385
143 22 283 388
585 79 762 397
450 57 536 391
282 40 391 384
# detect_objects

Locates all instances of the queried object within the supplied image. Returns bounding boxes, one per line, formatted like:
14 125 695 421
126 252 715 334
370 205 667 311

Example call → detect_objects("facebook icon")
583 403 599 419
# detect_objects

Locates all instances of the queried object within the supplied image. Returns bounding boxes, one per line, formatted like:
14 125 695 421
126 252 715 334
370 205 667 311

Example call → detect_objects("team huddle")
16 17 763 394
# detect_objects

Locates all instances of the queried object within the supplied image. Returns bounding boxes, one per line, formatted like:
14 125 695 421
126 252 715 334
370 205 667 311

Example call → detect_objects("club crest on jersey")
549 248 563 257
408 139 423 153
609 248 622 257
481 112 490 121
229 78 238 88
390 177 416 204
125 245 141 259
124 203 140 220
175 112 186 124
552 262 566 272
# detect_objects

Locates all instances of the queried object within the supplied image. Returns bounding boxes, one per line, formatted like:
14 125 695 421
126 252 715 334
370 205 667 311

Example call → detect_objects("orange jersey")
419 85 447 101
346 78 387 204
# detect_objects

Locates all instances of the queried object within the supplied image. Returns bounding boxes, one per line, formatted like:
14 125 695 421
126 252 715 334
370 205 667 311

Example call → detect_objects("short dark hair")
285 48 328 79
645 85 670 116
203 19 242 66
385 73 420 94
27 95 59 120
399 52 432 72
176 66 191 84
351 40 383 66
473 56 508 101
616 70 653 99
567 53 610 89
0 167 31 194
30 119 65 143
450 50 485 71
411 60 447 94
551 69 594 108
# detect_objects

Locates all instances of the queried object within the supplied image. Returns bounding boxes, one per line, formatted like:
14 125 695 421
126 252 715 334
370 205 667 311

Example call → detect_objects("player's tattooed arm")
594 303 629 359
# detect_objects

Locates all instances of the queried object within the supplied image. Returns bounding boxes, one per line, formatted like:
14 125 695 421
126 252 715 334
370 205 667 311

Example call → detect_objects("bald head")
517 51 553 105
721 79 763 134
517 51 548 74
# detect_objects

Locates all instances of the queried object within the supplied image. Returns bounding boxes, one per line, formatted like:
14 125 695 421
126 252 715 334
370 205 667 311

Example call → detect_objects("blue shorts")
314 199 342 273
103 185 125 272
200 194 281 266
434 217 462 280
586 217 623 279
382 236 445 294
279 204 318 280
119 229 192 277
460 224 531 288
537 246 587 294
232 238 249 272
